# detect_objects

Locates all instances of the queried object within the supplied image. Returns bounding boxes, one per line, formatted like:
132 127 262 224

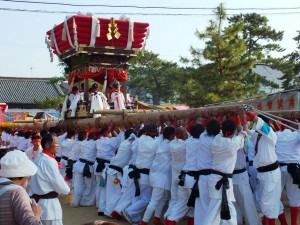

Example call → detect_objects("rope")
252 108 299 132
254 109 299 126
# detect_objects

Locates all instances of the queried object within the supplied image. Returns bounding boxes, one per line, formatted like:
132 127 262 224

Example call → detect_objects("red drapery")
68 66 127 85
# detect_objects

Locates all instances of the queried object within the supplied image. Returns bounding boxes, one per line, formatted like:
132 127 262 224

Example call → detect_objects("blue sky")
0 0 299 78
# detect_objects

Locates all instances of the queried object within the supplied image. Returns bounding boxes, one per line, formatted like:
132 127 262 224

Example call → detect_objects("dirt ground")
61 195 296 225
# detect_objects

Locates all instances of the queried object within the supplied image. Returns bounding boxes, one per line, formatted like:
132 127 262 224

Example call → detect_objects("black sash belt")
178 170 200 187
79 158 94 178
128 164 150 197
65 159 77 179
187 169 211 208
233 168 247 174
109 164 123 176
55 156 61 162
257 162 279 173
248 161 253 167
31 191 59 203
211 170 233 220
279 162 289 167
62 156 69 161
96 158 110 173
284 163 300 189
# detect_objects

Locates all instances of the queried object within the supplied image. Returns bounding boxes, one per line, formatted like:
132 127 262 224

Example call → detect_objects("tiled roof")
0 77 65 105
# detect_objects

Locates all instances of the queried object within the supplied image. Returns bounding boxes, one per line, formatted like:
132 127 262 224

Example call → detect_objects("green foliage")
34 95 65 109
178 4 256 106
228 13 284 89
281 31 300 89
128 51 180 105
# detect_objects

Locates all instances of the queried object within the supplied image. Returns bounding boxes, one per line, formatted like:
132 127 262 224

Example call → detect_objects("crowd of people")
0 106 299 225
61 82 132 119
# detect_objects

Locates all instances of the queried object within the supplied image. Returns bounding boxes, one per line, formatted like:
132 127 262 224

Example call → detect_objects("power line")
0 8 214 15
1 0 300 11
1 7 300 16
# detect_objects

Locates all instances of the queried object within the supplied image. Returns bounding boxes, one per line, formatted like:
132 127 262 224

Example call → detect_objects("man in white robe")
122 124 158 225
104 129 135 217
194 119 220 225
244 108 281 225
94 127 124 216
164 127 188 222
167 124 205 225
140 126 175 225
25 134 42 161
29 133 70 225
202 119 245 225
60 130 76 180
275 125 300 225
72 132 97 207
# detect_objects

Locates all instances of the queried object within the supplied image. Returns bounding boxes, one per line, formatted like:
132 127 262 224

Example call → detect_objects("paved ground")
61 195 296 225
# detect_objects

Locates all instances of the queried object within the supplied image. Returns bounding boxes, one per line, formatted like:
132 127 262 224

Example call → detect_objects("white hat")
0 150 37 177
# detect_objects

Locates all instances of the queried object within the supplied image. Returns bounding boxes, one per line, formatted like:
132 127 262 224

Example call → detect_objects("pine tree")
179 3 255 106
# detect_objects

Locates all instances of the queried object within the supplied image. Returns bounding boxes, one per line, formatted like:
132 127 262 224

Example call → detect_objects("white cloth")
197 132 214 170
104 170 123 216
202 198 237 225
69 140 84 161
149 138 172 190
167 186 193 221
142 187 169 222
280 168 300 207
61 138 76 158
165 138 186 219
90 92 110 118
69 93 81 117
94 131 124 210
251 118 278 168
111 91 126 110
29 152 70 221
203 133 245 225
96 174 106 212
232 171 262 225
195 175 210 225
125 135 158 222
257 168 281 218
276 128 300 163
95 132 124 162
56 133 67 158
134 136 157 168
126 183 153 223
250 118 281 218
211 133 245 174
194 132 214 225
114 166 135 214
110 138 133 168
10 135 19 148
72 172 97 206
129 135 139 165
73 140 97 174
60 138 76 178
183 137 200 171
17 137 31 151
24 146 43 161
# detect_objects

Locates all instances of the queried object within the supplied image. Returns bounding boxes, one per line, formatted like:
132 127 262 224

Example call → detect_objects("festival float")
45 13 151 118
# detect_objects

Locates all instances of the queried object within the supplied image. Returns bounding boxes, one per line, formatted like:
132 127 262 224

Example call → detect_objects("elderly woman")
0 150 42 225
